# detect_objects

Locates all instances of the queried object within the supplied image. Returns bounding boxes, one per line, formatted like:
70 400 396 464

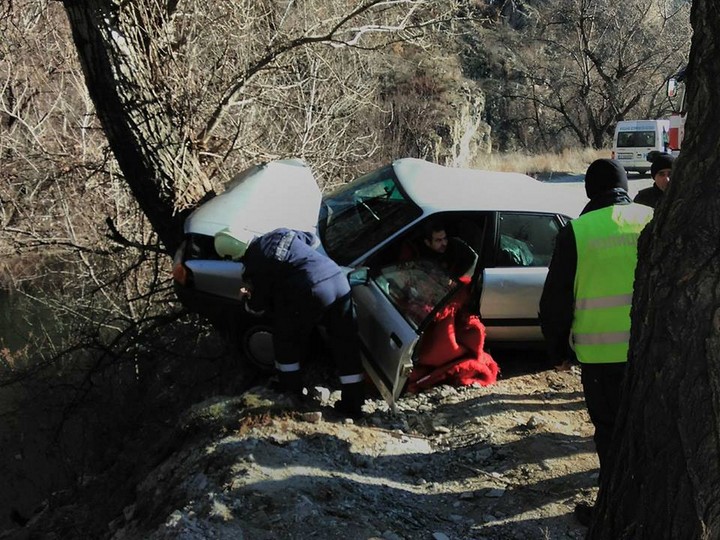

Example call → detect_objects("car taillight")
172 261 190 285
172 242 192 286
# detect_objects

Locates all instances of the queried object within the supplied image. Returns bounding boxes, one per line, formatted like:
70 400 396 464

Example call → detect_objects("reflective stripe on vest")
571 204 653 364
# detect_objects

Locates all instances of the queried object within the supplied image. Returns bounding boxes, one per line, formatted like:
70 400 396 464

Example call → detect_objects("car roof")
392 158 586 219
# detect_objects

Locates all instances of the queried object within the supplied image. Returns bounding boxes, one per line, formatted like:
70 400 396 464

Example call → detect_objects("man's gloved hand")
239 284 265 316
239 285 252 300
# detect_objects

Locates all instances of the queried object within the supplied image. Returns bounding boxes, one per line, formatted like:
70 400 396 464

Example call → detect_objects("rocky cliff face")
440 84 492 167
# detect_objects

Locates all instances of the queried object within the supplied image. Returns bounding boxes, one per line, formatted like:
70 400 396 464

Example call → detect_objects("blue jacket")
242 228 345 313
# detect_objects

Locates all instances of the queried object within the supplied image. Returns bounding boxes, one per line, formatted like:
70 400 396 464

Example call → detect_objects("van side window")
495 213 561 267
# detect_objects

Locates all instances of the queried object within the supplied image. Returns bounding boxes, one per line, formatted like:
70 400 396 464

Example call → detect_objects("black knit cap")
650 152 675 178
584 158 629 199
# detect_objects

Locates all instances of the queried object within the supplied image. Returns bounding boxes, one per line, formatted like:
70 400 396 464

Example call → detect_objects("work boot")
334 381 366 419
574 501 594 527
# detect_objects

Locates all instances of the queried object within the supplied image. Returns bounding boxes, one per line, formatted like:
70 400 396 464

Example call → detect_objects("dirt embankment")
3 356 599 540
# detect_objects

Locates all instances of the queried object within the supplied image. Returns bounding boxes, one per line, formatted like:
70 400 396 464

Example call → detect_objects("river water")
0 291 72 531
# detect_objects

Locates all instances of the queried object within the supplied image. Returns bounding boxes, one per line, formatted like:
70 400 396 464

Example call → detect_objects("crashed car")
172 158 585 404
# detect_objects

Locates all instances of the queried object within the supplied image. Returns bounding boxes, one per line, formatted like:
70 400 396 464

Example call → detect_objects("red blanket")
407 281 499 393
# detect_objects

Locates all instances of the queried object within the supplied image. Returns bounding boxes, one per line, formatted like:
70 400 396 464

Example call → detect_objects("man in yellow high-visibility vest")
540 158 653 526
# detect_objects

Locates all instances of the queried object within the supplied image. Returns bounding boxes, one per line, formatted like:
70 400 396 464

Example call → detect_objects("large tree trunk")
591 0 720 537
62 1 213 253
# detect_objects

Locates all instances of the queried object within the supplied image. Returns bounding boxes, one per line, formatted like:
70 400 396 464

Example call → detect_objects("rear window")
617 131 656 148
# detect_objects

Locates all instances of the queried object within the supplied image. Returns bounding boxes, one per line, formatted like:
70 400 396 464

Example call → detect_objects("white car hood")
184 159 322 238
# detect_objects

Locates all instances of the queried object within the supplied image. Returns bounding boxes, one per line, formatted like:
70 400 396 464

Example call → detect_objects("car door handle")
390 332 403 348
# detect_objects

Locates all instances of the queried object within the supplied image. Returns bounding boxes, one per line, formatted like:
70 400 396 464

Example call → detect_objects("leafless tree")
482 0 690 150
60 0 462 253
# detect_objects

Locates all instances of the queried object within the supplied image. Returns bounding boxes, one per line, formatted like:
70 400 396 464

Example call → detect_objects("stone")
300 411 323 423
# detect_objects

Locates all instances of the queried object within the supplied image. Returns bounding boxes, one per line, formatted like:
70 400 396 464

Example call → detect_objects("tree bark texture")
591 1 720 538
62 1 213 253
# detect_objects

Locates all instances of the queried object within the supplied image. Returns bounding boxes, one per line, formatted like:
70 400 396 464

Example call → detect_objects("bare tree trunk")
591 0 720 537
62 0 213 253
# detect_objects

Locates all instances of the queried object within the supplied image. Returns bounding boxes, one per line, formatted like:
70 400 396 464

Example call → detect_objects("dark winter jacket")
242 228 345 314
633 184 664 209
538 189 633 363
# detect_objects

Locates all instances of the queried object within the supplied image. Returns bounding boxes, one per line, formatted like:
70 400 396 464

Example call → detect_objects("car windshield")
319 166 422 265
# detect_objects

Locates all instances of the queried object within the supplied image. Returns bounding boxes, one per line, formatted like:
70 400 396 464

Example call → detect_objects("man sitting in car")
402 219 476 279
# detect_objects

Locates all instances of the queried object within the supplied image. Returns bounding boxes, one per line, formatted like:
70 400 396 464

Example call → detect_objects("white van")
612 119 670 174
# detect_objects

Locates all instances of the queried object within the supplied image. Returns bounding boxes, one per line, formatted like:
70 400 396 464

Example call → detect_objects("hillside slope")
4 360 597 540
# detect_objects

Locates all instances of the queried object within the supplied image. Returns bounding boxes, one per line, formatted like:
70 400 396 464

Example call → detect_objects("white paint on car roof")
392 158 586 219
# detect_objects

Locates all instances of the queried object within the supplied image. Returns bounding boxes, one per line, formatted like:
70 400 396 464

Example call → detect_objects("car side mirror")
348 267 369 287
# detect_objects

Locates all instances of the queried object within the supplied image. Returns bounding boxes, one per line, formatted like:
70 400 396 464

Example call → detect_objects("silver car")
172 158 585 405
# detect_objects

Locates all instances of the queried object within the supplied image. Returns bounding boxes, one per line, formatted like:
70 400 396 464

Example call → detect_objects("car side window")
373 260 458 330
495 213 561 268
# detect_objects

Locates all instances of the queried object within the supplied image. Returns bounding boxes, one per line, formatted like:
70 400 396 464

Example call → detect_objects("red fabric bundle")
407 281 499 393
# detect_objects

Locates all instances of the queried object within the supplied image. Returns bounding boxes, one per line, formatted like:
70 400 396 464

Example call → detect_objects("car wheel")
241 322 276 372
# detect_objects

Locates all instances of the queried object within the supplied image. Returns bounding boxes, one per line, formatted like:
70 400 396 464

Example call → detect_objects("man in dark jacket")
232 227 366 418
539 159 653 526
414 219 475 277
634 152 674 208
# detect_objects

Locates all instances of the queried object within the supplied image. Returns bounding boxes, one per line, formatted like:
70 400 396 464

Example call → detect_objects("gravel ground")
3 356 599 540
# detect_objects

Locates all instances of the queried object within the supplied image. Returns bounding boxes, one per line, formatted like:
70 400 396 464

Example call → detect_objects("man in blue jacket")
233 228 365 418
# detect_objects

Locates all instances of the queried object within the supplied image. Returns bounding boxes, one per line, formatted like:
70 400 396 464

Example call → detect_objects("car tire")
240 322 276 372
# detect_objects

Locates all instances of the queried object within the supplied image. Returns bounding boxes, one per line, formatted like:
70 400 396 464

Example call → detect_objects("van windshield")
617 131 656 147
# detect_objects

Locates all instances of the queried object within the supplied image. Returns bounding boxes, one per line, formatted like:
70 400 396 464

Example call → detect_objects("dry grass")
473 148 611 175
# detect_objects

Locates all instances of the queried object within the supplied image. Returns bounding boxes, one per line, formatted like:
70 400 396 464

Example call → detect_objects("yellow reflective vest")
571 204 653 363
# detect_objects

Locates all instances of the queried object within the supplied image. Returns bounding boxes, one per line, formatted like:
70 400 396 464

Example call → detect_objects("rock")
485 488 506 498
300 411 323 423
311 386 331 402
432 533 451 540
208 498 233 522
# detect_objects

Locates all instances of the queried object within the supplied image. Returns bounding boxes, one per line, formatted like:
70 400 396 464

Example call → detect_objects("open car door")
351 241 478 408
